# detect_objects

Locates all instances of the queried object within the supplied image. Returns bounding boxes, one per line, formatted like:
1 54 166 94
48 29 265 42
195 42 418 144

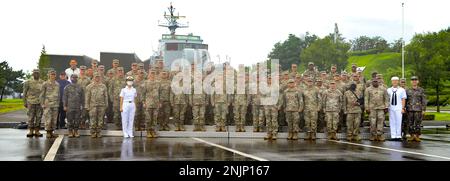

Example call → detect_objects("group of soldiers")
22 59 427 142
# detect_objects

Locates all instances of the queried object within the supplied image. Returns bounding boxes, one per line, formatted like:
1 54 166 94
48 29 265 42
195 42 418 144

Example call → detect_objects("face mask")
127 81 133 86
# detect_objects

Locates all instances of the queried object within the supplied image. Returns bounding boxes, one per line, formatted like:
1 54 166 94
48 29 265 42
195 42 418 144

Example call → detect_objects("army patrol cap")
288 79 295 83
32 69 40 73
329 80 336 84
93 72 101 77
98 65 105 69
131 63 138 66
117 67 124 71
316 78 322 82
70 74 78 78
306 78 313 82
112 59 120 63
411 76 419 80
333 73 340 77
138 63 144 67
91 59 98 64
48 69 56 74
80 65 87 70
308 62 314 65
295 73 302 78
320 71 327 74
372 79 379 82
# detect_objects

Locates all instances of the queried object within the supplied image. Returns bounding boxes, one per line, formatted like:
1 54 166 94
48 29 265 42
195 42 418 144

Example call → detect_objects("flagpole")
402 2 405 78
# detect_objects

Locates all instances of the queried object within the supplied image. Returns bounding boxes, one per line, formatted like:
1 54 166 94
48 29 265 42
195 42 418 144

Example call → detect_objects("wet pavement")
1 128 450 161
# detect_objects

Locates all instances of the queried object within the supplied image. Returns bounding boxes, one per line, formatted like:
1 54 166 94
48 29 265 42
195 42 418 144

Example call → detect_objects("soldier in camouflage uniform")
288 64 298 79
107 59 120 75
320 71 329 89
91 59 98 74
40 70 60 139
191 73 207 131
105 69 114 124
328 65 338 81
262 76 282 140
283 79 303 140
303 78 321 140
158 70 172 131
364 79 389 141
23 69 44 137
250 77 264 132
142 69 161 138
77 66 91 129
126 63 139 79
85 73 108 138
376 74 387 89
171 73 188 131
234 73 250 132
350 73 365 128
303 62 319 82
344 83 363 141
322 81 343 140
212 71 229 132
63 74 84 138
406 76 427 142
365 71 378 88
134 71 146 131
110 67 126 129
138 63 147 79
316 78 327 133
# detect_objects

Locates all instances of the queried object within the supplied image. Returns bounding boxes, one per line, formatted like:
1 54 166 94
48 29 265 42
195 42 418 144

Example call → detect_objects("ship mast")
158 3 189 35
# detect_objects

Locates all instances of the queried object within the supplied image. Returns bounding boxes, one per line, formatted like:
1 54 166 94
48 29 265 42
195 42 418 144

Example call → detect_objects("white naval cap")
391 76 400 81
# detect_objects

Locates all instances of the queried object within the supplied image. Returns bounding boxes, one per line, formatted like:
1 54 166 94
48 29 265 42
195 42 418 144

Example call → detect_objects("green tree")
38 45 50 80
300 36 350 71
406 28 450 112
0 61 25 101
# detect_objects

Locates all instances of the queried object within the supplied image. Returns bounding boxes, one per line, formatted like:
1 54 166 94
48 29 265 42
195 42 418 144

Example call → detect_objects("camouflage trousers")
113 102 121 128
27 104 42 129
66 109 81 130
234 104 247 126
325 111 339 133
43 107 58 131
401 113 408 136
286 111 299 133
158 101 170 127
81 109 90 128
252 105 264 128
106 100 113 123
346 113 361 136
145 108 158 131
214 103 228 127
172 104 187 127
192 105 205 125
264 106 278 134
304 111 318 133
89 106 106 133
369 109 385 135
134 102 145 130
317 110 325 132
408 111 423 135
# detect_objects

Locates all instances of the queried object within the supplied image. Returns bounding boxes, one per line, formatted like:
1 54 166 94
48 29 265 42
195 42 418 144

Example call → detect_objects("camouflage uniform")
303 65 319 82
344 88 363 141
134 76 146 131
77 69 91 129
142 78 160 137
234 83 249 132
322 87 343 140
283 83 303 140
171 79 189 131
110 68 126 128
85 76 108 137
63 82 84 133
365 85 389 141
158 75 172 131
190 80 207 131
316 80 327 133
303 85 321 139
23 72 44 137
212 79 229 132
250 83 264 132
406 85 427 139
40 77 60 138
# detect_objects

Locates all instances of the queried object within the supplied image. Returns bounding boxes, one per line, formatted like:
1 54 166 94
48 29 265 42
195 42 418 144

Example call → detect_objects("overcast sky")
1 0 449 72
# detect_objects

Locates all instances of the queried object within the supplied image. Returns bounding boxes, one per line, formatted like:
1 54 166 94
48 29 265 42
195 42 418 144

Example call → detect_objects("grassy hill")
346 52 402 80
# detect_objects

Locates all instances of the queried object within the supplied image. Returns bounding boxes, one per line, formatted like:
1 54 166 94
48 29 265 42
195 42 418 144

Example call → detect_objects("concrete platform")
1 128 450 161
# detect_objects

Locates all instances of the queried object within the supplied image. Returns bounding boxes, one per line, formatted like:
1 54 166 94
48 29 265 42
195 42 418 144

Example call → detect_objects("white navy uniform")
387 86 407 139
120 86 137 137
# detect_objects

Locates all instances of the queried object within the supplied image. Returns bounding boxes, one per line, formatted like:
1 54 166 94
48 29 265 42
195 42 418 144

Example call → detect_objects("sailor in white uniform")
387 76 407 141
120 76 137 138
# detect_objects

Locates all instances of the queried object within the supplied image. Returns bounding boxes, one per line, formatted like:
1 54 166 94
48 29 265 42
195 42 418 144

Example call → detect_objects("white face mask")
126 81 133 86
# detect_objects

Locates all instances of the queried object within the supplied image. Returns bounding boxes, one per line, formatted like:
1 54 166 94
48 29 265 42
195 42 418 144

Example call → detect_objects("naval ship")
149 3 210 68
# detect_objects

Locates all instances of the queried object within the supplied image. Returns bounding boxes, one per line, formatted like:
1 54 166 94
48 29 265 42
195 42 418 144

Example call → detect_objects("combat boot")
327 133 332 140
221 126 227 132
304 132 310 141
215 126 221 132
311 132 316 141
34 128 43 137
193 125 200 131
200 125 206 132
369 134 376 141
74 129 80 138
26 128 34 137
241 125 246 132
152 131 159 138
287 132 293 140
46 131 52 138
264 133 272 140
253 126 259 132
353 135 361 142
175 124 181 131
414 134 421 142
146 130 153 138
91 132 97 138
271 133 277 140
68 129 74 138
96 130 102 138
378 134 385 142
346 134 353 141
407 134 415 142
292 132 299 140
179 125 186 131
